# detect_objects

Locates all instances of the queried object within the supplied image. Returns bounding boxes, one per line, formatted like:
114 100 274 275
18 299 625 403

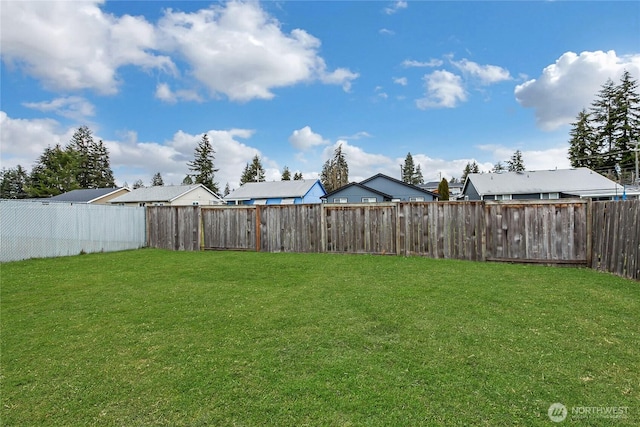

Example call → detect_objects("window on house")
409 196 425 202
253 199 267 205
333 197 348 203
495 194 512 201
361 197 377 203
541 193 559 200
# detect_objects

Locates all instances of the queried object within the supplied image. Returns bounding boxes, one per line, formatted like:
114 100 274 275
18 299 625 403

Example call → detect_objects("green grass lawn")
1 249 638 426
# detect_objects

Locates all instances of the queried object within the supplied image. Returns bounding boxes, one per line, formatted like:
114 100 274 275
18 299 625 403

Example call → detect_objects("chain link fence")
1 200 146 262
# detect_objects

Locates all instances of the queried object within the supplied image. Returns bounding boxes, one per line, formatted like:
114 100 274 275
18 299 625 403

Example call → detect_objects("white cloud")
379 28 395 36
384 1 408 15
515 50 640 131
402 59 444 68
289 126 330 151
339 131 372 140
451 58 511 85
22 97 96 121
154 83 203 103
0 1 174 94
416 70 467 109
157 2 358 101
476 144 571 171
393 77 408 86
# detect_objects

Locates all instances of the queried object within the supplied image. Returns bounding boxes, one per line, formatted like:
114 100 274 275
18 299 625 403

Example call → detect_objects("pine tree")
281 166 291 180
568 109 600 169
401 153 415 183
492 161 506 173
90 140 115 188
240 155 265 184
133 179 145 189
28 145 80 197
590 78 618 172
293 172 303 180
0 165 29 199
507 150 525 172
320 144 349 192
612 70 640 172
461 161 479 182
437 178 450 201
68 126 114 188
187 134 219 194
151 172 164 186
223 183 231 196
182 175 193 185
413 164 424 185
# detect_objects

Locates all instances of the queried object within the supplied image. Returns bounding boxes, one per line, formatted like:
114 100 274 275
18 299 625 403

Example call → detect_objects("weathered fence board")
325 204 396 254
398 202 485 260
591 200 639 280
202 206 256 250
259 204 323 253
147 206 200 251
484 200 588 264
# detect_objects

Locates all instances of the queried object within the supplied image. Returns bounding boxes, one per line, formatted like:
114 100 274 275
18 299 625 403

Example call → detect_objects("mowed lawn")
1 249 638 426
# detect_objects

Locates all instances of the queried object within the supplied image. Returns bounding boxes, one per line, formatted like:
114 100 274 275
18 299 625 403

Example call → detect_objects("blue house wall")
325 185 390 203
301 181 326 204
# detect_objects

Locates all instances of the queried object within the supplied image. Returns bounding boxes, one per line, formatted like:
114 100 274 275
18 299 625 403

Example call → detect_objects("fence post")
395 202 402 256
255 204 261 252
586 199 592 268
320 204 327 253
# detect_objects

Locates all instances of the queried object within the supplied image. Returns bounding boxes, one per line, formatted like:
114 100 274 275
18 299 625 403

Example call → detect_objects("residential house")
110 184 225 206
48 187 130 204
223 179 326 205
460 168 638 201
322 173 438 203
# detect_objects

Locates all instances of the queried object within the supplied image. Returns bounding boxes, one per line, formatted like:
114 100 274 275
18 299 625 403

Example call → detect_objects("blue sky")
1 1 639 190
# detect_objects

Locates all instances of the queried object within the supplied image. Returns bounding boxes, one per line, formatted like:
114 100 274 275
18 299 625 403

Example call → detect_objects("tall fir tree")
281 166 291 180
293 172 303 180
568 109 600 169
240 155 265 184
320 144 349 192
612 70 640 171
28 145 80 197
590 78 618 172
401 153 416 183
0 165 29 199
151 172 164 186
223 182 231 196
187 134 219 194
132 179 145 189
461 161 480 182
413 164 424 185
507 150 525 172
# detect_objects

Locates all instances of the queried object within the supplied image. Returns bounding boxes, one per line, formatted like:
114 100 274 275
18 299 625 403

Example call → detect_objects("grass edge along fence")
146 199 639 281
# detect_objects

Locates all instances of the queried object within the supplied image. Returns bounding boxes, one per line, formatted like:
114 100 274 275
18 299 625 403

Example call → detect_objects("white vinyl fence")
0 200 146 262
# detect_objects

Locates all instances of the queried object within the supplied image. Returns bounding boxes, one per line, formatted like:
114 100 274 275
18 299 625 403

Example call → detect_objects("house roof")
359 173 438 198
110 184 221 203
321 182 394 200
462 168 623 196
224 179 323 201
48 187 127 203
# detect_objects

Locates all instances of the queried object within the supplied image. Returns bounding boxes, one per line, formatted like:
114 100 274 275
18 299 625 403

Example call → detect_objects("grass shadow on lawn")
2 249 638 426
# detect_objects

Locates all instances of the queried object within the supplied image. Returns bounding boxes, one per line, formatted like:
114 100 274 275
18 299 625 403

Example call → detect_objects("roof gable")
49 187 127 203
110 184 221 203
322 182 393 199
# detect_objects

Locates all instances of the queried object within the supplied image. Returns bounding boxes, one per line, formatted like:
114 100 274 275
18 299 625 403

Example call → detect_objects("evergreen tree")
320 144 349 192
437 178 450 201
281 166 291 180
0 165 29 199
590 78 618 172
151 172 164 186
612 70 640 171
507 150 525 172
133 179 145 189
28 145 80 197
413 164 424 185
68 126 114 188
223 182 231 196
568 109 600 169
182 175 193 185
449 177 458 184
90 140 115 188
461 161 480 182
401 153 416 183
293 172 303 180
187 134 219 194
492 161 506 173
240 155 266 184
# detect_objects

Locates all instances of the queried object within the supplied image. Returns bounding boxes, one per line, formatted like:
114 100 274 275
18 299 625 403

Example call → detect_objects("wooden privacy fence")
146 199 639 280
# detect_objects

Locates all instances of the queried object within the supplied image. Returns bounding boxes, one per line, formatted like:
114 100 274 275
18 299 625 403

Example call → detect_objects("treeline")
1 126 115 199
568 70 639 182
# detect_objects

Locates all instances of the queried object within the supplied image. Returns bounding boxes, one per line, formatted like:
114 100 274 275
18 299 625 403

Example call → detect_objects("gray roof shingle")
48 187 126 203
224 179 320 200
110 184 218 203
